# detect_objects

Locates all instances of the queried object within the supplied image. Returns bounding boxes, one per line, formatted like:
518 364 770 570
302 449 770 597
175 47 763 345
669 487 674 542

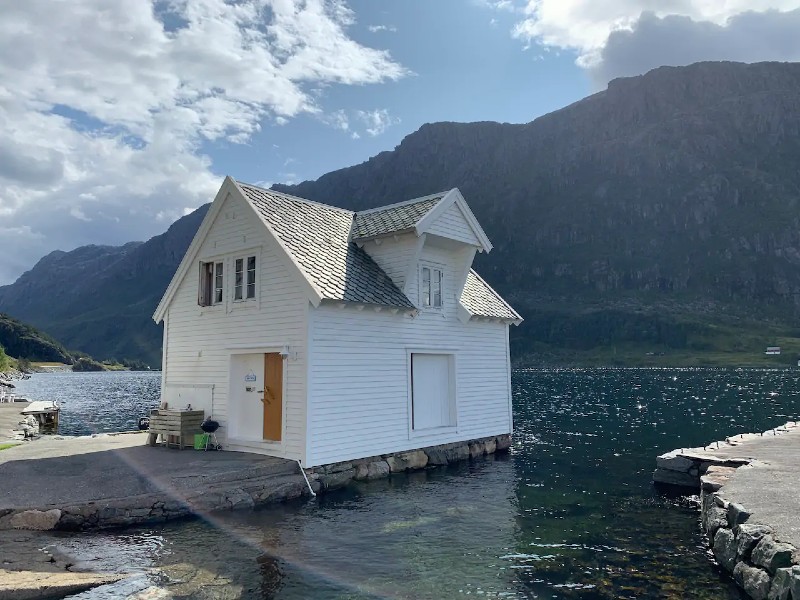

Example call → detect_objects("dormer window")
199 261 224 306
421 265 443 308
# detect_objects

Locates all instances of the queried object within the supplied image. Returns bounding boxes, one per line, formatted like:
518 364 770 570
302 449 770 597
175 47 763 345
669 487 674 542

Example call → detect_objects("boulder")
484 438 497 454
652 467 698 488
355 460 390 481
443 444 470 463
752 536 796 574
10 509 62 531
424 447 449 466
733 562 771 600
789 565 800 600
703 505 729 541
727 503 751 528
735 524 772 561
319 468 355 490
655 451 695 472
768 567 797 600
468 441 485 458
495 434 511 451
386 451 428 472
712 528 738 572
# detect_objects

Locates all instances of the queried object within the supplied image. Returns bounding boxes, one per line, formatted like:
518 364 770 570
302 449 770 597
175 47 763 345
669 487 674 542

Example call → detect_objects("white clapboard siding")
307 242 511 467
360 233 418 289
163 192 309 463
426 202 480 246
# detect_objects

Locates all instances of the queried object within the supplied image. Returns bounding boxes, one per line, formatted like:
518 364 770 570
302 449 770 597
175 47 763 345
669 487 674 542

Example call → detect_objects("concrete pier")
654 422 800 599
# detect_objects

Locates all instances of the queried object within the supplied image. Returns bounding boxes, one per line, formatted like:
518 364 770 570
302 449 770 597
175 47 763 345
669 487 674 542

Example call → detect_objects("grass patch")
0 443 20 451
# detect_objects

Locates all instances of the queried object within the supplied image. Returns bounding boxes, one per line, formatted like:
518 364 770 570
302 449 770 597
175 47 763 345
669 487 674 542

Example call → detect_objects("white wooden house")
153 177 522 467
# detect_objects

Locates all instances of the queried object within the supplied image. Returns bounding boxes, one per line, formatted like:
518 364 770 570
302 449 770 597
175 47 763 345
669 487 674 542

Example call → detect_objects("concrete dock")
654 422 800 599
0 402 29 442
0 432 311 531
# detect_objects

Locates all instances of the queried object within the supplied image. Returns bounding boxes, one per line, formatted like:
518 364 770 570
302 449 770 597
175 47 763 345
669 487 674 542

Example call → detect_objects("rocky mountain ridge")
2 61 800 365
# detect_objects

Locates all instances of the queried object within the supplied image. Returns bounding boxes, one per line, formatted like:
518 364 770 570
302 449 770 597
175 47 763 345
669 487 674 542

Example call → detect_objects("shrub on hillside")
72 357 106 372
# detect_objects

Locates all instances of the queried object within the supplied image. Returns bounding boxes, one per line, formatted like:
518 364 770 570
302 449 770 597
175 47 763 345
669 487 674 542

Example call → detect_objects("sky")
1 0 800 285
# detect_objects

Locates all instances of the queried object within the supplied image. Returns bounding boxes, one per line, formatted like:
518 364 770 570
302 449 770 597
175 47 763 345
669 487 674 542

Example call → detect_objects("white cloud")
0 0 407 284
593 9 800 84
324 109 352 131
356 109 400 136
497 0 800 82
368 24 397 33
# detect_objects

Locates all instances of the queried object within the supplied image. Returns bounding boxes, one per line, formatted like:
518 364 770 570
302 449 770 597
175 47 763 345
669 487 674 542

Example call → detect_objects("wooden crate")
147 410 205 449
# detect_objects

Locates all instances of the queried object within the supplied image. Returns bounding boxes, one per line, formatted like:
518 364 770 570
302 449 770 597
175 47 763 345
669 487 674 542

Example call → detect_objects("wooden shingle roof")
460 270 522 322
238 183 415 309
351 193 446 239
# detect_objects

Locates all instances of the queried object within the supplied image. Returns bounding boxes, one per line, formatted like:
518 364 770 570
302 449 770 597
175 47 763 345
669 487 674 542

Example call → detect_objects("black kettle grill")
201 418 220 433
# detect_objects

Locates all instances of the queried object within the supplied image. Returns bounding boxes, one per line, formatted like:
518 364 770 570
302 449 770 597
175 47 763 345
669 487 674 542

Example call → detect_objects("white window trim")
198 246 262 314
406 348 459 439
419 261 445 310
199 259 225 309
232 255 254 303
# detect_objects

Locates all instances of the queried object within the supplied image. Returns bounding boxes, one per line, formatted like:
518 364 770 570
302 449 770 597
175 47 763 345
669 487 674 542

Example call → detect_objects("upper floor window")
421 266 443 308
234 255 257 301
199 261 224 307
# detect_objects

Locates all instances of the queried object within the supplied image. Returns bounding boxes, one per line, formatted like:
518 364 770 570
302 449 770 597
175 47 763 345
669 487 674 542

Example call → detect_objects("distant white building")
153 177 521 467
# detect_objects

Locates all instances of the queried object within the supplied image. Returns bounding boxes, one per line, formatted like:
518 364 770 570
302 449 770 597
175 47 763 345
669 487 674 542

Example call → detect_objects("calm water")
14 371 161 435
17 369 800 599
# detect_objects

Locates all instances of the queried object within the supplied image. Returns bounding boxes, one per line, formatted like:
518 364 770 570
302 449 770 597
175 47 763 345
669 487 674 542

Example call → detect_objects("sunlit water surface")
16 369 800 599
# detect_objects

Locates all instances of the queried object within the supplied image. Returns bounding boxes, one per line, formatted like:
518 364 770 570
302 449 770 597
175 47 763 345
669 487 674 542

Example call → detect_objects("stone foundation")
307 434 512 492
654 424 800 600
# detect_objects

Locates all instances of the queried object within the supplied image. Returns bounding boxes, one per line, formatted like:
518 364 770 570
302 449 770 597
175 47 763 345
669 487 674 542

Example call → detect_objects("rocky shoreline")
654 422 800 600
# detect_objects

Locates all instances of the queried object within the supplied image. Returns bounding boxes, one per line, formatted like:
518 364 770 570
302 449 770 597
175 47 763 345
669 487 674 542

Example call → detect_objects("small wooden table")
147 409 205 449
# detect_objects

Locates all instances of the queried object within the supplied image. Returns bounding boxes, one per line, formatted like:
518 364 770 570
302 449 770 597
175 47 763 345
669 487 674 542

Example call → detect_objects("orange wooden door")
263 353 283 441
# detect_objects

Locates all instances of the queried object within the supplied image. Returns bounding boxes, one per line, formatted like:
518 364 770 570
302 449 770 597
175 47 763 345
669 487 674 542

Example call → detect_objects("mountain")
0 206 209 366
2 60 800 366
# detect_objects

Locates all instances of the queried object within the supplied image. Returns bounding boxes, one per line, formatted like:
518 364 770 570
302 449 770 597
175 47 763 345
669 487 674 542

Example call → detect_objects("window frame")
233 254 257 303
198 260 225 308
213 261 224 305
419 263 444 309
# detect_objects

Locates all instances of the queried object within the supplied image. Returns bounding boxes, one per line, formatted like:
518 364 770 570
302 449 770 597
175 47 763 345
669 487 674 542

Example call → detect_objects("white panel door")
412 353 452 430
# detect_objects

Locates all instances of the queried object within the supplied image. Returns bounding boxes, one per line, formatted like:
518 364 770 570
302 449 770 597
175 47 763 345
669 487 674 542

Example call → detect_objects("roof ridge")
236 180 355 216
355 190 451 216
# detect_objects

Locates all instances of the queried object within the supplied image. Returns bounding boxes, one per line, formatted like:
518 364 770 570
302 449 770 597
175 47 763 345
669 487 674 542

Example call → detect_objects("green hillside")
0 312 74 367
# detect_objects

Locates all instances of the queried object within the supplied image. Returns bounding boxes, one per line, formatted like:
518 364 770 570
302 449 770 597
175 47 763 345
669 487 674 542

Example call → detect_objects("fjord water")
20 369 799 599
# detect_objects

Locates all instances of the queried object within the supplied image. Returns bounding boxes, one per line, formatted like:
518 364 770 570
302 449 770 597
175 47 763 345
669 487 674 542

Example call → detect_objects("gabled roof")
460 270 522 323
352 192 446 239
154 178 519 324
237 183 414 309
